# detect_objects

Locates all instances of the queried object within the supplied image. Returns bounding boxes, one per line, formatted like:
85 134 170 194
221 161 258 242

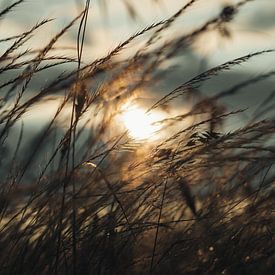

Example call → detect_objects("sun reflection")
120 103 165 140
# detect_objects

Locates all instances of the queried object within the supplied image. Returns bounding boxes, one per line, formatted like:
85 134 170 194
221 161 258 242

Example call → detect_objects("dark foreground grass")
0 0 274 274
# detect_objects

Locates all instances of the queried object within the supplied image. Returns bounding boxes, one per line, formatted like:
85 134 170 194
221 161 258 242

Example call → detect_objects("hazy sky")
1 0 275 131
1 0 275 65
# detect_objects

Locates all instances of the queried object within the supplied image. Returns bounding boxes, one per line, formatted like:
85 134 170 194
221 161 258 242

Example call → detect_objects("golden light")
119 103 165 140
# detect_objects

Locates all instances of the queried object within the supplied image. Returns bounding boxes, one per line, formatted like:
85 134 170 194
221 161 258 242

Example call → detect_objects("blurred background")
1 0 275 119
1 0 275 175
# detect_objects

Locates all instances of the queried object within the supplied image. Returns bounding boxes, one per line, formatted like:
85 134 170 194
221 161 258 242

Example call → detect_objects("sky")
1 0 275 137
1 0 275 63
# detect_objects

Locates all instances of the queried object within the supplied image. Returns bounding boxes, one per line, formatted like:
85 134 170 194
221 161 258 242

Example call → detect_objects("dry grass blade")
0 0 24 19
0 0 274 274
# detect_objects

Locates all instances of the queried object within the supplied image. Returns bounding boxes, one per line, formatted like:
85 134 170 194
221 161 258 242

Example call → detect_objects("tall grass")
0 0 274 274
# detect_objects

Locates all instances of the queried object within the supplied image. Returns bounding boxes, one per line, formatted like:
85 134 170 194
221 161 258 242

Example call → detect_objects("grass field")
0 0 274 274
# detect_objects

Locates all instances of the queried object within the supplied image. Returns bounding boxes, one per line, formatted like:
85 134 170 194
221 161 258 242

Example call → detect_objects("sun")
119 103 164 140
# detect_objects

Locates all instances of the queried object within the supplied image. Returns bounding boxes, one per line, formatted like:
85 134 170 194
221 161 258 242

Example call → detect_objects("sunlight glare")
120 103 164 140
